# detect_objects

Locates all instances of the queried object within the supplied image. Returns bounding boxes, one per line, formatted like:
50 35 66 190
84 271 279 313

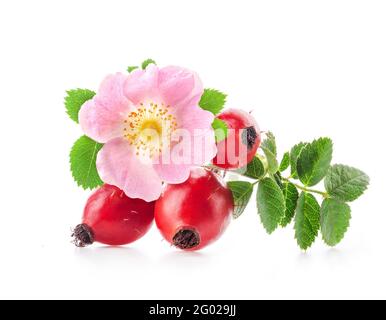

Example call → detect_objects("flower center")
123 102 178 158
140 119 162 137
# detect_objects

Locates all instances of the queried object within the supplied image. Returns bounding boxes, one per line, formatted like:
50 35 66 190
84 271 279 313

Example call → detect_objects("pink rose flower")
79 64 216 202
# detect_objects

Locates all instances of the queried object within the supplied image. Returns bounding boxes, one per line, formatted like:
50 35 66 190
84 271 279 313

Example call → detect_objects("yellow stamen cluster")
123 102 178 158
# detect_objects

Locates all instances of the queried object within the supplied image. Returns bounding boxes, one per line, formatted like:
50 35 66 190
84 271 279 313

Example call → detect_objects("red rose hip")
213 108 261 169
155 168 234 251
72 184 155 247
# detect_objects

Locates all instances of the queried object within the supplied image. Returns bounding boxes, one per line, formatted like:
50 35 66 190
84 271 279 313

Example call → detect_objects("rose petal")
153 157 191 184
158 66 203 109
79 73 132 143
174 104 214 134
170 128 216 165
124 64 159 105
97 138 163 202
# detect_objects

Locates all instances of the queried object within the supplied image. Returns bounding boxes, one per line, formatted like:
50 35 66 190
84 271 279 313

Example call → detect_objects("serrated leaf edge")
228 181 254 219
69 136 104 190
325 164 370 202
297 137 333 186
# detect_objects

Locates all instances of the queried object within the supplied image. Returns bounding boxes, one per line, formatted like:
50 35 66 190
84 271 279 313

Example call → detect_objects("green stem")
208 165 328 198
282 177 328 198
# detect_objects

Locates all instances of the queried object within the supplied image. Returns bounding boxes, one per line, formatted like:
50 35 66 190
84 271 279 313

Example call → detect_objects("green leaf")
127 66 138 73
324 164 370 202
65 89 95 123
141 58 156 69
198 89 227 115
321 198 351 247
235 155 266 179
297 137 333 187
70 135 104 190
257 177 285 234
262 148 278 174
294 192 321 250
290 142 307 179
273 172 284 189
228 181 254 219
279 152 290 172
280 182 299 227
212 118 228 142
261 132 279 174
261 132 277 155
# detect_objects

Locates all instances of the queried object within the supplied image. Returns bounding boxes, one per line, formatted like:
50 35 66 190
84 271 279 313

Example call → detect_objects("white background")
0 0 385 300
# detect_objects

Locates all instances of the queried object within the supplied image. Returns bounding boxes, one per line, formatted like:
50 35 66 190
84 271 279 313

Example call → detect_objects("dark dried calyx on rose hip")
72 224 94 247
242 126 258 150
173 229 200 249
